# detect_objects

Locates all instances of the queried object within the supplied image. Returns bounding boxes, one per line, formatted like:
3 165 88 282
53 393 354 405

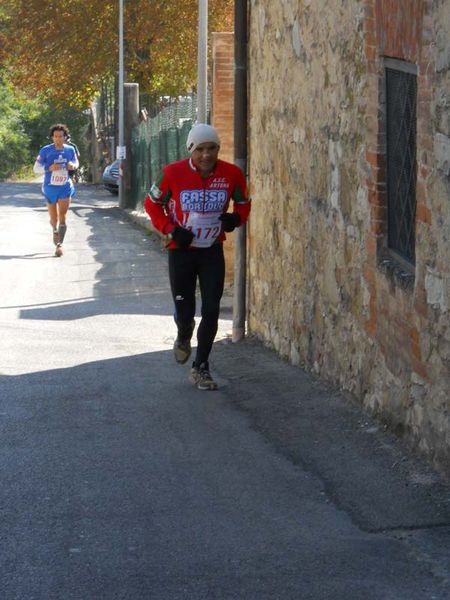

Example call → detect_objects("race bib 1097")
50 169 69 186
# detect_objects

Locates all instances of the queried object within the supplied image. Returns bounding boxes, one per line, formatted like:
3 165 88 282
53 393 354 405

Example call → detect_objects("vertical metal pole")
123 83 139 209
118 0 125 208
197 0 208 123
232 0 248 342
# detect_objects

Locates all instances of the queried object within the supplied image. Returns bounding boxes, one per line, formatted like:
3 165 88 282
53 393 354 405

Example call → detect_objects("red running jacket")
144 157 250 249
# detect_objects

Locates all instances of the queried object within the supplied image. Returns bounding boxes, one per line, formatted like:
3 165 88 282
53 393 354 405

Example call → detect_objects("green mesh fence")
131 95 198 210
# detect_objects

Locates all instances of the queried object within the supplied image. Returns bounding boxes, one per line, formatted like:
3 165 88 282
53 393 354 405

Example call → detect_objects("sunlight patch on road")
0 313 232 376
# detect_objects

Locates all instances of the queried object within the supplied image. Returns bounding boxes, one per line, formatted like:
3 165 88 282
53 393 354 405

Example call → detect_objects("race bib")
186 212 222 248
50 169 69 186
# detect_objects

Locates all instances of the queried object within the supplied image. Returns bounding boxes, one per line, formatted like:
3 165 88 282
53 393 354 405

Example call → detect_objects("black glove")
219 212 241 232
171 226 195 249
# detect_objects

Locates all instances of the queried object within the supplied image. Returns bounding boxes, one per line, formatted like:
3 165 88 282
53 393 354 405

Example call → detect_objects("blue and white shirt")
35 143 78 187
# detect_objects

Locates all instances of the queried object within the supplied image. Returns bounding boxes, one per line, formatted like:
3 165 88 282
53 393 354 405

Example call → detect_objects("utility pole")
197 0 208 123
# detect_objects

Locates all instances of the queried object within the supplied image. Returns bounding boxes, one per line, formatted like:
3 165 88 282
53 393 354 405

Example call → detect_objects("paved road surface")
0 182 449 600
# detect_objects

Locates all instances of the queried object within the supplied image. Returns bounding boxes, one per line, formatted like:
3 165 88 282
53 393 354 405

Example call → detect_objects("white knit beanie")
186 123 220 153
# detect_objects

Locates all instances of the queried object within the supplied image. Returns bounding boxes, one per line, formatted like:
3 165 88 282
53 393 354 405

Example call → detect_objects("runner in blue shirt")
33 123 79 257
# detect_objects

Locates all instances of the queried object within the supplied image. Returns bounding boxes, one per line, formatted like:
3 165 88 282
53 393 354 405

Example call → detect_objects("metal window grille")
385 61 417 264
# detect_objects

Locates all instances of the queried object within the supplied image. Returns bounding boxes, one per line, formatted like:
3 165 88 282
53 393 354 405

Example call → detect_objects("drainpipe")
118 0 125 208
232 0 248 342
197 0 208 122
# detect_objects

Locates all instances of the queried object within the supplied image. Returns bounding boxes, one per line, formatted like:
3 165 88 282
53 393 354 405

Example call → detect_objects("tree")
0 74 31 180
0 67 89 181
0 0 233 109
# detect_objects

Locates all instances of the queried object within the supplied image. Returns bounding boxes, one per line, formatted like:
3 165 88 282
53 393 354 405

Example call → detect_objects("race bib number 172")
187 213 222 248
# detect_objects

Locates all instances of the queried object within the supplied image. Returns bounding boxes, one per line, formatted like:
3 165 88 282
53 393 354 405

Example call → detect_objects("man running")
144 123 251 390
33 123 79 257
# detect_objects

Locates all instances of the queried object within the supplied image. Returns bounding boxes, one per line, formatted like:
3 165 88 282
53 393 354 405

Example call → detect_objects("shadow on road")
17 286 173 321
0 182 44 208
1 343 449 600
0 253 51 261
1 182 172 320
0 348 180 406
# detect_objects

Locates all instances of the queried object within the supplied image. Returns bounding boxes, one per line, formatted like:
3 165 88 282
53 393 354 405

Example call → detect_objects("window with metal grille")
385 59 417 265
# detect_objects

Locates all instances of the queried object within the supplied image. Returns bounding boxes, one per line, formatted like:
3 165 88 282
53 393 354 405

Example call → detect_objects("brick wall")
212 33 235 163
212 32 235 286
364 0 428 368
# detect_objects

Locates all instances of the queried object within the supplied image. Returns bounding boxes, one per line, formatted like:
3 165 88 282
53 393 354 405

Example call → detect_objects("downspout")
232 0 248 342
118 0 125 208
197 0 208 123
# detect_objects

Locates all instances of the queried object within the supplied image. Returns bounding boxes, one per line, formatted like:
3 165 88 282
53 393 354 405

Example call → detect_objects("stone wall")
247 0 450 474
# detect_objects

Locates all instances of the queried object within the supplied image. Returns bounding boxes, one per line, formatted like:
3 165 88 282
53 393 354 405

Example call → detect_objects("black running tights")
168 244 225 366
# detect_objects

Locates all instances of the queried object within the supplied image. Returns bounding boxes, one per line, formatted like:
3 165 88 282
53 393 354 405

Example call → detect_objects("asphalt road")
0 182 449 600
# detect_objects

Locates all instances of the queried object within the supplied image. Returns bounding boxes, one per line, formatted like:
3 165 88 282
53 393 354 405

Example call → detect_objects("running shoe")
55 244 63 257
173 337 191 364
189 363 218 391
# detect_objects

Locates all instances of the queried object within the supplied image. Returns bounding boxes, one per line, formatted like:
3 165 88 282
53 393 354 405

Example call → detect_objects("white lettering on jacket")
180 189 227 212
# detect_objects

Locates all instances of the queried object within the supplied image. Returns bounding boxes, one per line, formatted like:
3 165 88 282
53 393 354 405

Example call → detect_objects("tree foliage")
0 75 31 180
0 0 233 109
0 69 89 181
